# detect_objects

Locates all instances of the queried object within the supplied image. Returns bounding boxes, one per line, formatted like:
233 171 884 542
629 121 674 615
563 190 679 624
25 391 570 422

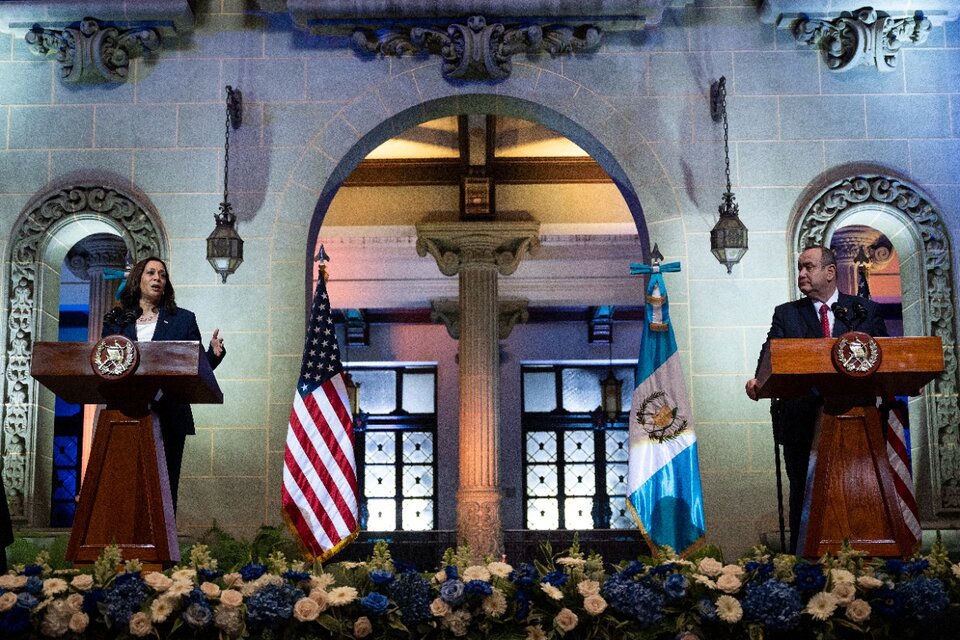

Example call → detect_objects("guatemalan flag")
627 246 706 556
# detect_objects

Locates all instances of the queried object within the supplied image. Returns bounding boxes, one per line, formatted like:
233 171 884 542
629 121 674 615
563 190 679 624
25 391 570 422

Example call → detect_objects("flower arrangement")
0 535 958 639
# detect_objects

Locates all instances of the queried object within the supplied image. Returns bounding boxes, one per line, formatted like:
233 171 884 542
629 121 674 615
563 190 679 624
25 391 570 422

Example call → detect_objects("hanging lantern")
600 368 623 424
709 76 748 273
207 86 244 283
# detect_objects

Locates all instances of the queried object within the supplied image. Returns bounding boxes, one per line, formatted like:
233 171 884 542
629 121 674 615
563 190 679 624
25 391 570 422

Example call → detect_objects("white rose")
831 581 857 605
170 568 197 582
0 592 17 612
354 616 373 638
430 597 451 617
720 564 744 578
857 575 883 590
70 574 95 591
66 593 85 613
697 558 723 577
144 571 174 592
583 594 607 616
526 625 547 640
222 572 243 588
129 611 153 637
200 581 221 598
219 589 244 608
554 608 578 633
716 573 742 594
294 597 321 622
68 612 90 633
846 598 872 623
577 579 600 596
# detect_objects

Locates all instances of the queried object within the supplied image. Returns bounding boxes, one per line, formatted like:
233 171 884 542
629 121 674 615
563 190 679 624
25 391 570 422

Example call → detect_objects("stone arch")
1 184 166 523
301 93 654 266
792 173 960 518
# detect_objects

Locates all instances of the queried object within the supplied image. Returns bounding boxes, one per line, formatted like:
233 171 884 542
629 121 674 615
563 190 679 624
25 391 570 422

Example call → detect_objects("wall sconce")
207 85 244 283
710 76 748 273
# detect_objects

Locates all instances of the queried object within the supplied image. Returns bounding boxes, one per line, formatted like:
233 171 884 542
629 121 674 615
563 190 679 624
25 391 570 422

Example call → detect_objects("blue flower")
663 574 688 600
15 592 39 610
745 560 774 579
509 564 537 588
793 562 826 593
696 598 717 621
884 559 907 576
393 559 419 574
246 583 298 630
21 565 43 577
24 576 42 595
103 572 148 627
898 577 948 620
239 562 268 582
541 571 568 587
82 588 105 616
361 592 390 616
649 562 677 576
465 580 493 597
369 569 395 586
623 560 645 577
444 565 460 581
872 586 904 619
198 568 223 583
602 572 665 628
183 602 214 629
282 570 312 584
439 579 465 606
905 559 929 576
514 589 531 621
741 580 803 631
389 572 432 625
0 607 31 636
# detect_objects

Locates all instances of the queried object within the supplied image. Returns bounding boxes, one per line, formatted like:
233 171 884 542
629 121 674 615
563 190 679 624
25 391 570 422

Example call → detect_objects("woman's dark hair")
118 256 177 313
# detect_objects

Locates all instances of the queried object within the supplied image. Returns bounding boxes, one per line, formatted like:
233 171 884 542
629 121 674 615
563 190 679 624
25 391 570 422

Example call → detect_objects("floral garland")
0 538 958 639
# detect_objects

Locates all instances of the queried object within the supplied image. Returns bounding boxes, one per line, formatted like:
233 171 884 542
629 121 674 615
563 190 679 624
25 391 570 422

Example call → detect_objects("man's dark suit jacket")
755 292 888 444
102 306 225 435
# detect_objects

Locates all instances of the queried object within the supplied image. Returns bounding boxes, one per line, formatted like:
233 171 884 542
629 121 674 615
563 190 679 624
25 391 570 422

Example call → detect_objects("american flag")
282 271 359 561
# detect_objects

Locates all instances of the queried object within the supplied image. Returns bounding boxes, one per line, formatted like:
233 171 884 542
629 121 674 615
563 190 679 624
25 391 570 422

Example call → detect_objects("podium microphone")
831 302 851 331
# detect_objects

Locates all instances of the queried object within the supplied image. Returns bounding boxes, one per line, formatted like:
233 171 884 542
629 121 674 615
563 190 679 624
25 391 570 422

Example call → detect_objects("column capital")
416 220 540 276
431 298 529 340
65 233 128 280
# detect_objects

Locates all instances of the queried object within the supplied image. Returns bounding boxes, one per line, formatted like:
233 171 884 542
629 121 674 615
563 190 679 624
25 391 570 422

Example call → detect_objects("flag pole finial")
650 244 664 265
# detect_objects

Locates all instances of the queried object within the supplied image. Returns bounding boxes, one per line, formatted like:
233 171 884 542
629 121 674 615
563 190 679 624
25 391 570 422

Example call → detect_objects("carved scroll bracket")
353 15 600 81
431 298 529 340
759 2 959 73
25 17 161 83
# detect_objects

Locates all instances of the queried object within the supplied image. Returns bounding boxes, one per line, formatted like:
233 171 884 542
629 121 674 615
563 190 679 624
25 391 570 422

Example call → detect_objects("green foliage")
251 524 302 562
193 523 252 569
4 534 73 570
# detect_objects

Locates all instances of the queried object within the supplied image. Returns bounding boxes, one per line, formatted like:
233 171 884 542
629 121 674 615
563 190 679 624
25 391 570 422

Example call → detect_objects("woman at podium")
102 257 226 510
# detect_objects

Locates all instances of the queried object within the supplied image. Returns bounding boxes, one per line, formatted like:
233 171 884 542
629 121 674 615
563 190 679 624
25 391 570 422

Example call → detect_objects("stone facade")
0 1 958 556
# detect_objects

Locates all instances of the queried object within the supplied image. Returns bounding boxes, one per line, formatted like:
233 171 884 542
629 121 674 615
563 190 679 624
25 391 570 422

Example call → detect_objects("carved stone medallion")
91 335 139 380
831 331 882 377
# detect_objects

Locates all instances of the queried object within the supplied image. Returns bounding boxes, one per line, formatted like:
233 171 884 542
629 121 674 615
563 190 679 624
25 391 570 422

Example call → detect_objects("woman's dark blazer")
102 307 225 436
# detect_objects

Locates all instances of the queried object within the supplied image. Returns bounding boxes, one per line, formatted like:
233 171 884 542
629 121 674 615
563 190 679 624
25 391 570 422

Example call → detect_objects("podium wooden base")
797 401 917 558
65 407 179 564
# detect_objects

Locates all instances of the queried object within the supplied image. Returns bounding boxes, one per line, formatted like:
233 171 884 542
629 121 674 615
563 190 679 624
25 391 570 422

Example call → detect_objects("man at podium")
744 245 887 552
102 257 226 510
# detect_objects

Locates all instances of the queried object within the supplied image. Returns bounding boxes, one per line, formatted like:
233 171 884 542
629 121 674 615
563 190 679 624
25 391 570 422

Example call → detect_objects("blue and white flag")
627 248 706 556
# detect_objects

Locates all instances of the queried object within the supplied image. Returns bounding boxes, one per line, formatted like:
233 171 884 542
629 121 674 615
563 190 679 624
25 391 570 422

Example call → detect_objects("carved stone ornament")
353 15 599 80
796 176 960 514
1 186 162 521
416 220 541 277
25 17 161 83
431 298 529 340
792 7 930 72
457 488 503 559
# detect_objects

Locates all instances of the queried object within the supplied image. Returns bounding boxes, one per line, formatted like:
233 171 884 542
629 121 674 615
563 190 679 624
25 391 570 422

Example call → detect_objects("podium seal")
831 331 882 377
91 335 139 380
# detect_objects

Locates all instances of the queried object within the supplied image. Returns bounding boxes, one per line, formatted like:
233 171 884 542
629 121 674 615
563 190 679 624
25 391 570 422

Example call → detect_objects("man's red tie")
819 304 831 337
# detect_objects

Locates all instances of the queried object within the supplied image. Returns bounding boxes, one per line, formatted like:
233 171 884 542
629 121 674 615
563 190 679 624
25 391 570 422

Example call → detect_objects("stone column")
416 220 539 557
65 234 128 338
830 226 885 296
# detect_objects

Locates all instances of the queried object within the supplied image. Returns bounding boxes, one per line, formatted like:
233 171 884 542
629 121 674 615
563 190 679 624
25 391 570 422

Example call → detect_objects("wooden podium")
757 336 943 557
31 339 222 564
